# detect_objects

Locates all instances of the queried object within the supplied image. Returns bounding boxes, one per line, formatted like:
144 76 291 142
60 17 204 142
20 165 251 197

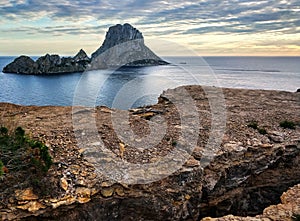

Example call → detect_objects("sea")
0 56 299 109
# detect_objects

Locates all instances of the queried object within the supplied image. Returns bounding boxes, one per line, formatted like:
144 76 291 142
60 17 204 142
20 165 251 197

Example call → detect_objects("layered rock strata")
0 86 299 220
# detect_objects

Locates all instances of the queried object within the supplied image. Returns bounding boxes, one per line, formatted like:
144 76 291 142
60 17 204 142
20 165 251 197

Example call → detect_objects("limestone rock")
91 23 143 58
17 201 46 212
90 23 169 69
101 187 114 198
0 86 299 221
15 188 38 201
60 178 68 191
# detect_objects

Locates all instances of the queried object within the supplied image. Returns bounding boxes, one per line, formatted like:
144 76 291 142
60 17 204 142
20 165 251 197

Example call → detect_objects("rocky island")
2 49 90 75
0 86 299 220
2 24 168 75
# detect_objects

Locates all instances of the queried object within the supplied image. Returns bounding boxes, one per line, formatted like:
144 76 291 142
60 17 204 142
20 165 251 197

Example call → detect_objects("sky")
0 0 300 56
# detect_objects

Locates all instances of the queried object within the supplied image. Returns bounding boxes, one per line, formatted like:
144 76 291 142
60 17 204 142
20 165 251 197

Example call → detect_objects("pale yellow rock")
75 187 91 198
77 197 91 204
17 201 46 212
115 187 125 197
15 188 38 201
101 187 114 198
51 196 76 209
60 178 68 191
91 188 99 196
185 194 191 200
101 181 114 187
119 142 126 159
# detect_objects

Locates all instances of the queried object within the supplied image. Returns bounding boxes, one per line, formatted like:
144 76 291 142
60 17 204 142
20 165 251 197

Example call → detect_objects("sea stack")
90 23 169 69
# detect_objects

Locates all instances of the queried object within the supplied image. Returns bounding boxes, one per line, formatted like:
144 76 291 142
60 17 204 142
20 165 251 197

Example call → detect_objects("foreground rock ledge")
0 86 299 221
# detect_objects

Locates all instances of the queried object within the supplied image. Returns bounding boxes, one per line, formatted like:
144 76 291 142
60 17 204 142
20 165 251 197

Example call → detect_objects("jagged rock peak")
74 49 90 62
91 23 144 59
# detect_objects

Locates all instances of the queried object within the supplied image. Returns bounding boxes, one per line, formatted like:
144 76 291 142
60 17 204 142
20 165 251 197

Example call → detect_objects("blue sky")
0 0 300 56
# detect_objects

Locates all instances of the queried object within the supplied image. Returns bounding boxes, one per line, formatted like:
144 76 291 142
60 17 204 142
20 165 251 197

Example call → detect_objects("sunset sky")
0 0 300 56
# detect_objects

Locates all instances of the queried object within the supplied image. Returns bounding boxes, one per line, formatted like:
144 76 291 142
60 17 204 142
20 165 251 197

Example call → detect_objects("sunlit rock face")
90 23 169 69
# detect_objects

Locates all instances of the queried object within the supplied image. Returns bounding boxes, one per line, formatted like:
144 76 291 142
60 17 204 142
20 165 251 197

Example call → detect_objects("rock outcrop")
90 23 169 69
0 86 299 220
3 49 91 75
2 24 168 74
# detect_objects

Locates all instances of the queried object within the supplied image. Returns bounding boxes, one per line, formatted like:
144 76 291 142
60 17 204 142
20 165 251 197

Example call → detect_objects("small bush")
172 141 177 146
258 128 267 135
0 127 8 135
280 120 296 129
247 122 267 135
0 126 52 174
247 122 258 130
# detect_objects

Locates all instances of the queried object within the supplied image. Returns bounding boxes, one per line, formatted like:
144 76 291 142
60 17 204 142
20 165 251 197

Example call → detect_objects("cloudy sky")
0 0 299 56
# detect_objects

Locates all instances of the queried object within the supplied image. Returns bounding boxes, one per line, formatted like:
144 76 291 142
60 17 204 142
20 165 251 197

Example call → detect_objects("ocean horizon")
0 56 299 109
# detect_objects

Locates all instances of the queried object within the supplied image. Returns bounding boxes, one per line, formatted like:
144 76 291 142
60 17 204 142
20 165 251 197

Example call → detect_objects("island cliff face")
2 24 168 74
90 23 168 69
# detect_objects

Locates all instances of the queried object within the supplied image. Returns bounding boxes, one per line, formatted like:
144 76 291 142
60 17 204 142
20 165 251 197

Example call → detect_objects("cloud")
0 0 299 55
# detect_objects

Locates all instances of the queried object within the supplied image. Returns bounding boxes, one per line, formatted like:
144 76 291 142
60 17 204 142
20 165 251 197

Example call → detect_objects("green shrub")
0 126 52 174
280 120 296 129
247 122 267 135
0 127 8 135
172 141 177 146
247 122 258 130
258 128 267 135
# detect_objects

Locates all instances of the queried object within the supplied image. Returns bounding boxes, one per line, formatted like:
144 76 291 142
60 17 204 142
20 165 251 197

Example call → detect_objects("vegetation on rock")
0 125 53 199
280 120 296 129
247 122 267 135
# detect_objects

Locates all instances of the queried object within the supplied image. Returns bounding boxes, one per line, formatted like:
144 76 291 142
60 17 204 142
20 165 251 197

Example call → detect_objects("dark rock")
3 49 91 75
91 23 143 58
90 23 169 69
297 88 300 93
74 49 90 63
2 56 37 74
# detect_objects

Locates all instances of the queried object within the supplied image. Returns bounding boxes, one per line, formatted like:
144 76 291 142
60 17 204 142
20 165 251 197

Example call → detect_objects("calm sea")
0 56 299 109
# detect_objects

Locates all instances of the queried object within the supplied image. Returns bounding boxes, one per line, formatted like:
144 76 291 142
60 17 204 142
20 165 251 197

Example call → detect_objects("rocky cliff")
0 86 299 220
2 24 168 74
90 23 168 69
2 49 90 75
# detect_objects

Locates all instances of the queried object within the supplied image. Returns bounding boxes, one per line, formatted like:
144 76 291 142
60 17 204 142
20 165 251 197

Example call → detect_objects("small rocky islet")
0 86 299 220
2 23 168 75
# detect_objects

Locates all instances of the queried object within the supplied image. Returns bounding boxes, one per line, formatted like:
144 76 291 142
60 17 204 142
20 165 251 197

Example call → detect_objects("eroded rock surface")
0 86 299 221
